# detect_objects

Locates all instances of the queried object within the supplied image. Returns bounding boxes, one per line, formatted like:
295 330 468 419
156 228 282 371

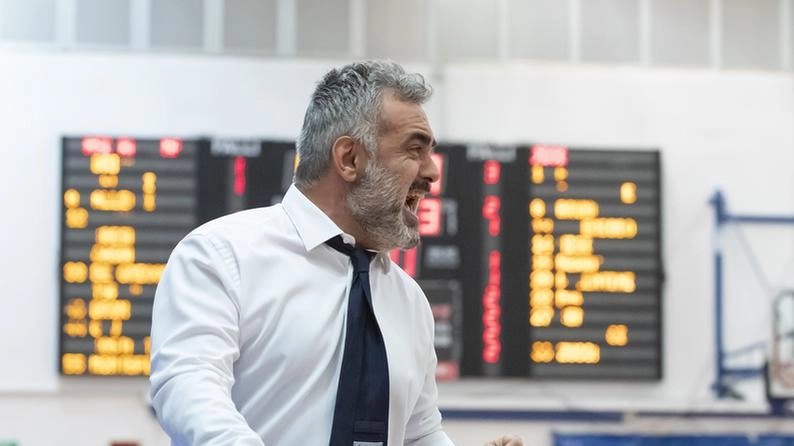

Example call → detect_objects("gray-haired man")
150 61 523 446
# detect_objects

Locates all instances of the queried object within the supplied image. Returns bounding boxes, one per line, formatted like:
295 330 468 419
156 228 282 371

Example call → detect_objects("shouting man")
150 60 523 446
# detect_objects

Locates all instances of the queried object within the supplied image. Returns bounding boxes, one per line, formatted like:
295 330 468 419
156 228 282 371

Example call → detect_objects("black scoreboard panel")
421 145 662 380
59 136 291 376
501 146 662 379
60 138 661 380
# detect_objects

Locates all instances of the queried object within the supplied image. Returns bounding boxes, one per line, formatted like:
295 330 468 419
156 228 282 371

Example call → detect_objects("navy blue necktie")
326 235 390 446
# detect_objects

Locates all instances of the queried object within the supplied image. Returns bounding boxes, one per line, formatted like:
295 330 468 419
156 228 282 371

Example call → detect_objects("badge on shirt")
353 442 383 446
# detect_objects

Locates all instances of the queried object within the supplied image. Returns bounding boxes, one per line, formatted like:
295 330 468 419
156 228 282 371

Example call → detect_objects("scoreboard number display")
59 136 291 376
520 146 662 379
60 137 198 376
59 137 662 380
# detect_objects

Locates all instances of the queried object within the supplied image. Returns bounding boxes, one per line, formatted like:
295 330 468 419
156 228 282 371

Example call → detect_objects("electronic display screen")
60 136 198 376
60 138 661 380
515 146 662 379
59 136 285 376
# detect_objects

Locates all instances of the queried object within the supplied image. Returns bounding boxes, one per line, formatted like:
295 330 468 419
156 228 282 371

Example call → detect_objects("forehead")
378 91 433 138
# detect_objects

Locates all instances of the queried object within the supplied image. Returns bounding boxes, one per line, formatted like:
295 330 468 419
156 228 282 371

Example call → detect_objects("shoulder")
180 204 299 251
165 205 292 291
389 263 425 297
386 261 435 326
171 204 291 266
190 205 285 241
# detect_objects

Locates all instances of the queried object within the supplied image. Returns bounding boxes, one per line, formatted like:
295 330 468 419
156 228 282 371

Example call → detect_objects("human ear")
330 136 366 183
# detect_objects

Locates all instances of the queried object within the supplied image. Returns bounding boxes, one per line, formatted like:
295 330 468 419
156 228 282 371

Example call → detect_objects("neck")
297 181 377 249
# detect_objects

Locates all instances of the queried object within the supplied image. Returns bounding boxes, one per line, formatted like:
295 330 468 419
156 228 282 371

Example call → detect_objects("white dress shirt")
149 184 454 446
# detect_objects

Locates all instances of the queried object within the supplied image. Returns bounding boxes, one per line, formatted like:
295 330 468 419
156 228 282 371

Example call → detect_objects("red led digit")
530 145 569 167
418 198 442 236
233 157 246 196
81 136 113 156
482 195 500 219
489 250 501 282
489 217 501 237
159 138 183 158
116 138 137 157
483 160 501 185
482 196 501 237
482 250 502 363
402 248 417 277
389 248 418 277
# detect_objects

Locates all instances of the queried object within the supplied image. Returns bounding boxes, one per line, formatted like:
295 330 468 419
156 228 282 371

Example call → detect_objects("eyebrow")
405 132 437 148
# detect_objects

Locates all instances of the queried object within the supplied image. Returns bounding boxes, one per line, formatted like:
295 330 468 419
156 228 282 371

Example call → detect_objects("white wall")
2 49 794 445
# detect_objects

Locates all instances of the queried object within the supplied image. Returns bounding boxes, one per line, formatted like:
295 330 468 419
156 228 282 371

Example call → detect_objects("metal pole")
711 191 727 395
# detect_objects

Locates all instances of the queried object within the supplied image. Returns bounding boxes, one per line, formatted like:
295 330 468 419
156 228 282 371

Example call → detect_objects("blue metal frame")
710 191 794 399
553 433 794 446
440 407 794 421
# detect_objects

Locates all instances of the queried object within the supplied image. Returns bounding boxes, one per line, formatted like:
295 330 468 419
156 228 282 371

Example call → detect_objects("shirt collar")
281 184 392 272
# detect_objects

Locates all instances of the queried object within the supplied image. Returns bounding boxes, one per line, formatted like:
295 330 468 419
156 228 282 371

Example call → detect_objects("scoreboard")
515 146 662 379
59 136 294 376
59 137 662 380
60 137 198 376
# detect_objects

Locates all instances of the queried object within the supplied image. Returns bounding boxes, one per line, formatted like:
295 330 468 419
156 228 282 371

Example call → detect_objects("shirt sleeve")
403 302 455 446
149 233 265 446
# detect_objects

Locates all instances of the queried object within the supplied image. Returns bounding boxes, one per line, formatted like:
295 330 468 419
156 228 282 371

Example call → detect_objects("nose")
421 152 440 184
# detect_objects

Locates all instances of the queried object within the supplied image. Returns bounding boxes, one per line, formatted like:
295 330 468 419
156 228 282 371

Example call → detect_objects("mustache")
410 180 431 194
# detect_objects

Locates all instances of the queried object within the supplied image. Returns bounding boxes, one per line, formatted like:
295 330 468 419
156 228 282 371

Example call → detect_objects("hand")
483 434 524 446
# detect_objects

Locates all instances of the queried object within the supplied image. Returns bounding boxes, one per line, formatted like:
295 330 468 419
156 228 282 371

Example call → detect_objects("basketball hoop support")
710 190 794 403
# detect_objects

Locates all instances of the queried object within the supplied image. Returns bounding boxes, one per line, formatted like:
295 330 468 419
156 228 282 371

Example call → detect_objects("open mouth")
404 191 424 216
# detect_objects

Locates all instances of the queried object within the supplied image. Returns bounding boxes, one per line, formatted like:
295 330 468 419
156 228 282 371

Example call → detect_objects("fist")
484 434 524 446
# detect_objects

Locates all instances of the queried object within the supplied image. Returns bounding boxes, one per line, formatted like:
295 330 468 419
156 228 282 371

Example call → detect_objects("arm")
404 334 455 446
149 234 264 446
402 348 523 446
402 343 524 446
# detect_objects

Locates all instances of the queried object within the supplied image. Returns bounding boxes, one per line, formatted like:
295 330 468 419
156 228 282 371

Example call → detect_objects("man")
149 61 522 446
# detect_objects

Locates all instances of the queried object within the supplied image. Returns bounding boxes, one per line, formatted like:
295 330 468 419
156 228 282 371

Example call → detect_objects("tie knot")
350 249 373 273
325 235 374 273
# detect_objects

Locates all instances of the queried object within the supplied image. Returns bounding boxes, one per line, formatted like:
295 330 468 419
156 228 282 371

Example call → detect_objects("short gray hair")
294 60 432 188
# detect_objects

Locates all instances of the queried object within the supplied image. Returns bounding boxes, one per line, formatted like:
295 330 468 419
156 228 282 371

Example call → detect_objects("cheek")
388 163 416 187
402 161 421 182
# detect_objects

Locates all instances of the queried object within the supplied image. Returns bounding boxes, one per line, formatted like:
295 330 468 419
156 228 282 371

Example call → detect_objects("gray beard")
347 161 420 251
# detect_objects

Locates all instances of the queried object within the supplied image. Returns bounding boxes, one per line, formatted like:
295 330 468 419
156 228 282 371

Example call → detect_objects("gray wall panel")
722 0 779 69
438 0 498 61
508 0 569 61
366 0 427 61
0 0 55 41
76 0 130 46
581 0 640 63
296 0 349 55
651 0 709 66
151 0 204 48
224 0 277 51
